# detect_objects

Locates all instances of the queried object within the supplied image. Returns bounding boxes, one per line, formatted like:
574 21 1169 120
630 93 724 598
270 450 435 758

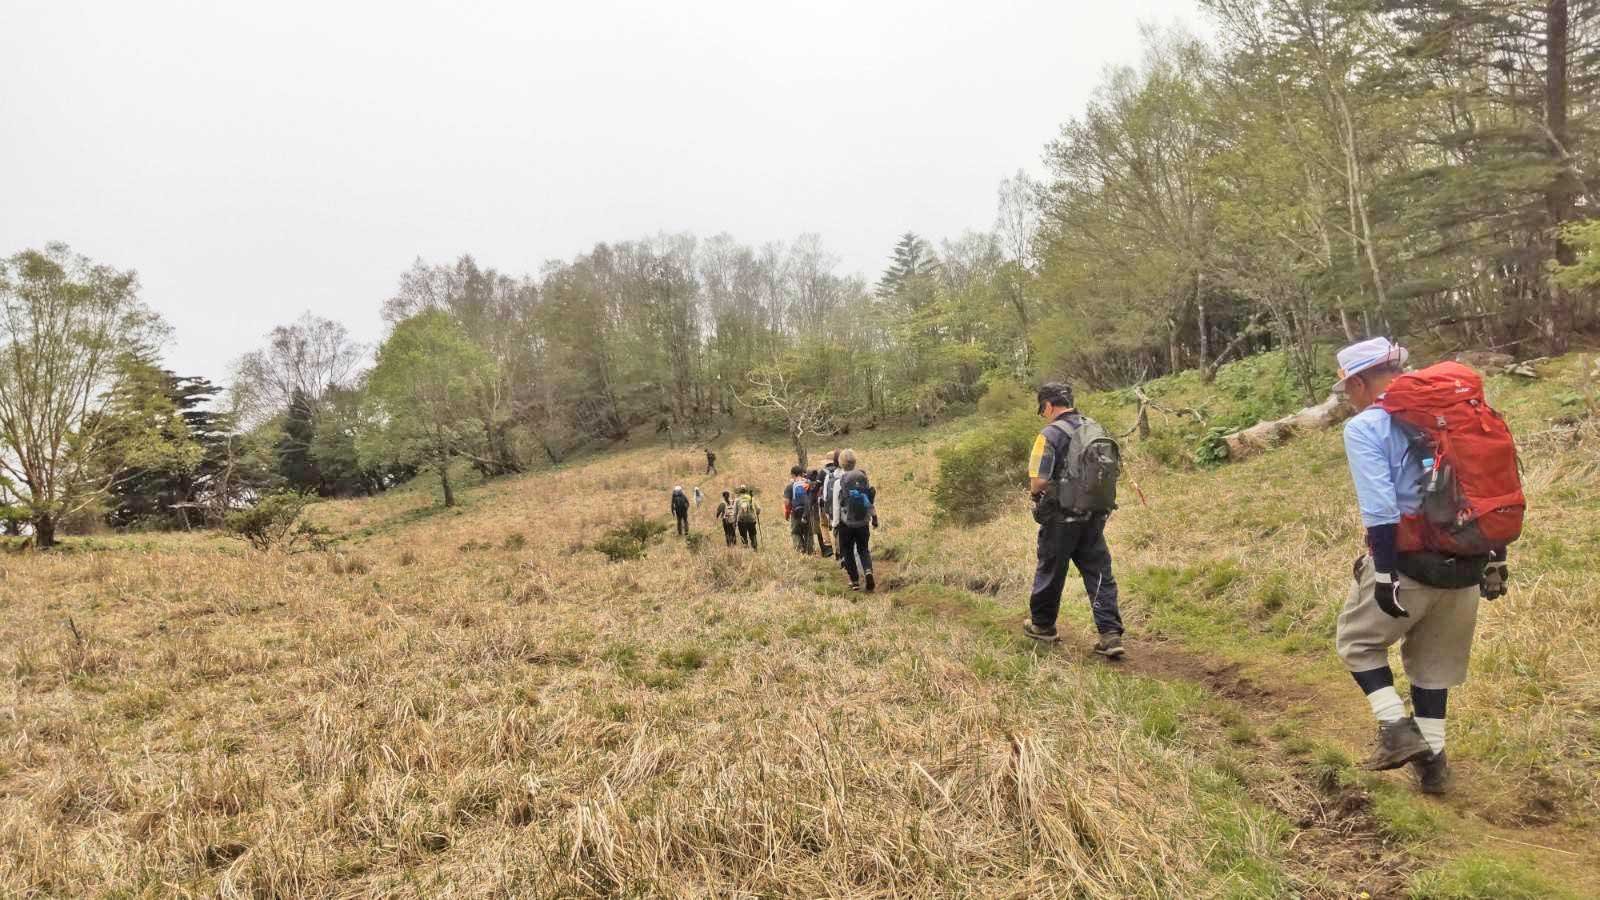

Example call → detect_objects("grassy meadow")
2 353 1597 898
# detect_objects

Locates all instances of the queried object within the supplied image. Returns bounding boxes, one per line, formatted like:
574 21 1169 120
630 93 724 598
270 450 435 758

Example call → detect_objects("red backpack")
1379 362 1524 556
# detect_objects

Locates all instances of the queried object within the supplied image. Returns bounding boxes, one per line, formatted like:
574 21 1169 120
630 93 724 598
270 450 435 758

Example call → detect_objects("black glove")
871 514 879 529
1481 561 1508 600
1373 570 1408 619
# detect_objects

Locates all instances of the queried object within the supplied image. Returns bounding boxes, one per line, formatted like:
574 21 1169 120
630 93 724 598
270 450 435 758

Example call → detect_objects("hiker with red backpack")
1332 338 1521 795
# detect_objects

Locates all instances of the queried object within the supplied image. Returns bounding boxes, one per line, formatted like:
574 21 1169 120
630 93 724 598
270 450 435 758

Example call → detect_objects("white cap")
673 485 683 492
1333 337 1409 393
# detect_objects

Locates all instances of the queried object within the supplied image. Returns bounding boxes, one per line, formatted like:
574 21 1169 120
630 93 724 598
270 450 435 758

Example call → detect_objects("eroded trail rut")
877 562 1595 897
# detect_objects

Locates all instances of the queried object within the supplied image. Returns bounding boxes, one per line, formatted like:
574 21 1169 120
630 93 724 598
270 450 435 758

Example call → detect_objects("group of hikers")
667 337 1522 796
1020 336 1521 796
669 447 880 591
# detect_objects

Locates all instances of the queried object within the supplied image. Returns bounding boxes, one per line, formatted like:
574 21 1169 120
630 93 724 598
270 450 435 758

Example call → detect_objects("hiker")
693 486 704 508
1332 338 1518 794
705 448 717 475
818 449 845 564
733 484 761 550
671 486 691 536
835 449 877 591
784 465 815 554
1023 382 1126 658
715 490 738 546
805 463 834 558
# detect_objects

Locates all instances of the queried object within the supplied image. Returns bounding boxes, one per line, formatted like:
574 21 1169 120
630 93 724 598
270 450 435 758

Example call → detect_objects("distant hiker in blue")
784 465 815 555
834 449 877 592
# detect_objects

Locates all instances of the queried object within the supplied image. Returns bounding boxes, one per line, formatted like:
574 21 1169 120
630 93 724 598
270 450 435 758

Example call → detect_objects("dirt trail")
1110 636 1599 896
876 567 1595 896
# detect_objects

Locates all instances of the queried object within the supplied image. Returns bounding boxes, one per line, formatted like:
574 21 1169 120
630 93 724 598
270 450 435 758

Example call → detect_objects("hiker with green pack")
733 484 761 550
1022 382 1126 658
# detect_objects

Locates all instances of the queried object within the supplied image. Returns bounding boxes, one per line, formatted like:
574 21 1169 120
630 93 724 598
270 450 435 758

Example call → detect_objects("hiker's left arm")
1027 433 1053 496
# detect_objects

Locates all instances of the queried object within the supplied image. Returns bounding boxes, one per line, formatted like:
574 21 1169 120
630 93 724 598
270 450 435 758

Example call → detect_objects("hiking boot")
849 581 861 592
1022 620 1059 643
1362 717 1431 771
1093 633 1125 659
864 572 876 593
1412 750 1451 794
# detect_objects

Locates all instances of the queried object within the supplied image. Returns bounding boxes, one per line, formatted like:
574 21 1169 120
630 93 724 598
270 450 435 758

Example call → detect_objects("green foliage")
362 310 497 506
1193 427 1232 468
1208 352 1330 429
224 493 331 552
0 243 169 546
1551 220 1600 292
976 375 1032 418
931 409 1037 525
593 516 669 562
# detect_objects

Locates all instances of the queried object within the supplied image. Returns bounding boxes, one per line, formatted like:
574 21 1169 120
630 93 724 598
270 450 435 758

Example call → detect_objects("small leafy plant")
224 493 332 552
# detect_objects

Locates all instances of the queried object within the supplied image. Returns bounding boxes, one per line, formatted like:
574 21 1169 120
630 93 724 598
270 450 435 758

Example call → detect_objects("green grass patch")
1369 783 1442 843
1408 852 1576 900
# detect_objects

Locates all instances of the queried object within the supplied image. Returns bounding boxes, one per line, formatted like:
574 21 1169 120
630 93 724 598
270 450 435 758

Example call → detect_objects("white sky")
2 0 1203 383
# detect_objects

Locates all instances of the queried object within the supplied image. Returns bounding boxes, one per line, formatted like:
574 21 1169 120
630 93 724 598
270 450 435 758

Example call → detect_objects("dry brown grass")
1 371 1596 896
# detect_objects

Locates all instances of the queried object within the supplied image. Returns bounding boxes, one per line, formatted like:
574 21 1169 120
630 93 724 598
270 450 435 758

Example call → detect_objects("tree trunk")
791 426 807 469
1167 318 1181 374
33 513 56 549
1196 272 1209 373
1546 0 1574 351
439 464 455 508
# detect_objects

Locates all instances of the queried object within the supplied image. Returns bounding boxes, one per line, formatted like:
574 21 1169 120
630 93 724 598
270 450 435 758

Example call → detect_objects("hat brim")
1332 346 1408 393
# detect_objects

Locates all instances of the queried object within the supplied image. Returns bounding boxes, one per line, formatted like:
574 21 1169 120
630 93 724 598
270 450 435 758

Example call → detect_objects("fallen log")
1221 394 1349 461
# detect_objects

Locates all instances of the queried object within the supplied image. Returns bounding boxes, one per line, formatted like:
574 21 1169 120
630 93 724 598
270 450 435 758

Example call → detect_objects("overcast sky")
2 0 1203 383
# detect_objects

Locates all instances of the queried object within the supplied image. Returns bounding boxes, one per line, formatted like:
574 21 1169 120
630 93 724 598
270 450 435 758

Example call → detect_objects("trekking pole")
1128 476 1149 508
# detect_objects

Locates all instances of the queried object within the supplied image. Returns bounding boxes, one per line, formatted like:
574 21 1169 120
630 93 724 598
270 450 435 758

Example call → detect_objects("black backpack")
1047 416 1120 514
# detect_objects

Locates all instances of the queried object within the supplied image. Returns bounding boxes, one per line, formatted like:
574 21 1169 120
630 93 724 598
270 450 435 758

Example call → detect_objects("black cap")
1037 381 1075 413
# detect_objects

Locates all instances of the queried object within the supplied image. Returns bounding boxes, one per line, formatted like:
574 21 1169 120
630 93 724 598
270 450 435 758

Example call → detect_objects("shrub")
501 532 527 551
684 532 708 553
1193 427 1232 468
593 516 669 562
224 494 331 552
931 411 1036 525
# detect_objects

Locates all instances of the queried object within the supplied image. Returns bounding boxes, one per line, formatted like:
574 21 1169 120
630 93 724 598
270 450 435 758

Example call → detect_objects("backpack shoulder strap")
1044 418 1082 478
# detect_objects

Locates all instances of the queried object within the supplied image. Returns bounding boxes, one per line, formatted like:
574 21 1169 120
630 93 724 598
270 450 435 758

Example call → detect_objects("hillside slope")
2 353 1596 898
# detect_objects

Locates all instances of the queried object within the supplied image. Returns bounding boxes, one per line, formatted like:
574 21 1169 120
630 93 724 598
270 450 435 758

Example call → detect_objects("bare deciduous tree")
736 365 852 468
230 313 364 425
